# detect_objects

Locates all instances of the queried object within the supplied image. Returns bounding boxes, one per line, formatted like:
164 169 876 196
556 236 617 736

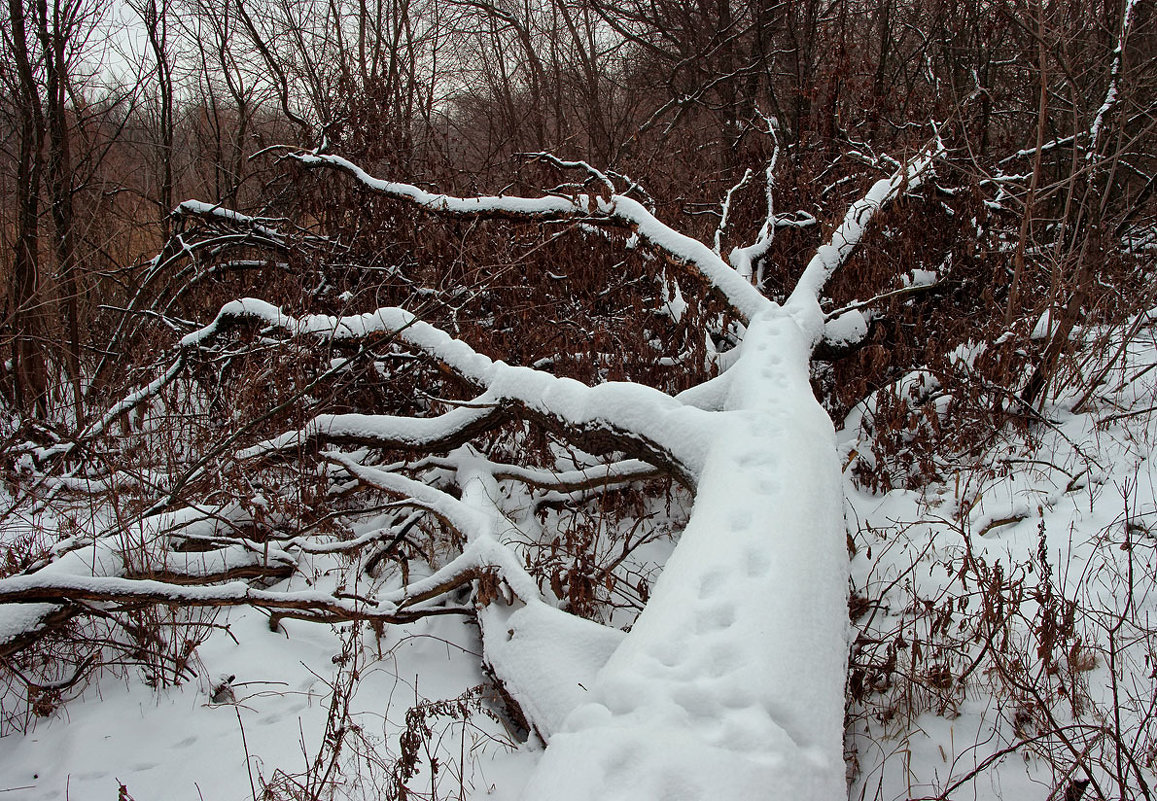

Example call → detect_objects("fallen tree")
0 137 942 799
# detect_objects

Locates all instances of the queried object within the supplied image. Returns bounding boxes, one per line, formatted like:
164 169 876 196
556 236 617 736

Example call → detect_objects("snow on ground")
513 312 849 801
842 321 1157 800
0 491 523 800
2 317 1157 800
0 464 683 800
0 580 505 800
0 606 497 801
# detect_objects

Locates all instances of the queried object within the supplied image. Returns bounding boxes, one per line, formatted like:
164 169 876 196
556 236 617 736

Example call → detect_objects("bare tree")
131 0 176 234
2 0 49 415
33 0 101 426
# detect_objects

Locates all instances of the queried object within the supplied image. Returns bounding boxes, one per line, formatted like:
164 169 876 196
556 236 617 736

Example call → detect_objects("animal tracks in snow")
692 602 738 634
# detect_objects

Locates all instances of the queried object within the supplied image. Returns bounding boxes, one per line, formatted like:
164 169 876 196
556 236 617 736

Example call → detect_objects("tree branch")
290 151 772 323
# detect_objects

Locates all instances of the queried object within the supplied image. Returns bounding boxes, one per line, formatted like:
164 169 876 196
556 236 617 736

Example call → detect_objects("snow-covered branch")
325 452 493 544
291 152 772 323
33 354 188 463
0 572 463 626
238 406 508 461
714 168 754 257
172 200 289 243
788 137 945 315
1087 0 1139 159
192 298 713 482
327 452 544 603
726 130 781 284
450 456 660 495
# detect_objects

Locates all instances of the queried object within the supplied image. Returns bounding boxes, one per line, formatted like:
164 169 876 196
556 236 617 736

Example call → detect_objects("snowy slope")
841 322 1157 801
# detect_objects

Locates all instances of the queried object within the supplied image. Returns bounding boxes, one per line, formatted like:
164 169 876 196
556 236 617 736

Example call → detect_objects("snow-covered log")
0 141 941 800
285 143 939 799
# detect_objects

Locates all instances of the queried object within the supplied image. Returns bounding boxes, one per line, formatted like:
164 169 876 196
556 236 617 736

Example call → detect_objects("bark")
36 0 83 425
6 0 48 415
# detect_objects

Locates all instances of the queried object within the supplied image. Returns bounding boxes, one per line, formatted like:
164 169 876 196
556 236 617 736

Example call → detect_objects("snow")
0 148 953 801
660 273 688 323
824 309 870 348
789 139 943 310
240 406 498 459
1032 308 1055 339
0 603 60 650
33 356 187 463
484 601 625 740
839 369 940 445
903 268 938 288
1087 0 1138 158
839 322 1157 801
192 299 715 482
295 153 771 324
714 167 754 259
5 305 857 800
10 327 1157 798
174 200 285 241
0 608 500 800
0 571 388 615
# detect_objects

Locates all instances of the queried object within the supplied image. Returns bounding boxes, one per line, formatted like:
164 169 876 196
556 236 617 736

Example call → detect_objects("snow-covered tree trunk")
518 310 849 799
267 147 937 799
512 148 939 799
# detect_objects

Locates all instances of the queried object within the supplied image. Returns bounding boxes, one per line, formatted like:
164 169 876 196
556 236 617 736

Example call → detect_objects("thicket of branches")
1 0 1153 422
0 0 1155 797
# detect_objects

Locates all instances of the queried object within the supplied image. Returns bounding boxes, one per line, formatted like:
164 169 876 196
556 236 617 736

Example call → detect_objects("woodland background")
1 0 1152 423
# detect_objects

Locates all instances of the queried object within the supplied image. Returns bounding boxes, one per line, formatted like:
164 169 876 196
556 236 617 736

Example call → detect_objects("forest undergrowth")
842 314 1157 801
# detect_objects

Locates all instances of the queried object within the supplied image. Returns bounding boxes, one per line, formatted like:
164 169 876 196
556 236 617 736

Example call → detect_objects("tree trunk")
7 0 48 416
520 311 849 800
37 0 84 426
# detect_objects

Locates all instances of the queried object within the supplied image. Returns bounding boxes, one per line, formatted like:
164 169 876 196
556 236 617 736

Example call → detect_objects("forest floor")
0 315 1155 801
